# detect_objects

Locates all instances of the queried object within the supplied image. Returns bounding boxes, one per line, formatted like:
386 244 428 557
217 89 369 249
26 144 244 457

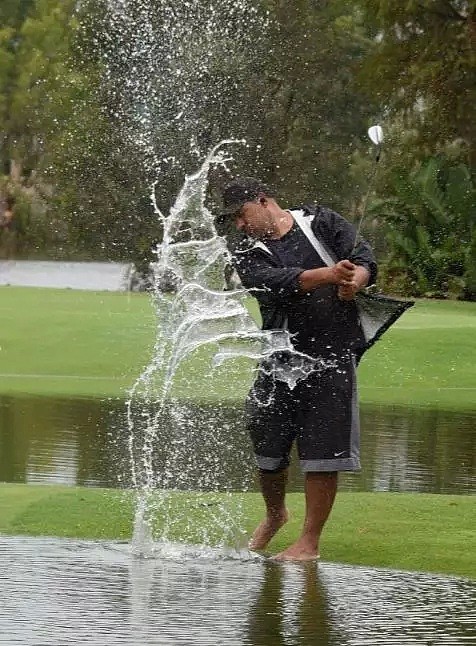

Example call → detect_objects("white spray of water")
93 1 333 557
99 0 271 182
126 141 327 557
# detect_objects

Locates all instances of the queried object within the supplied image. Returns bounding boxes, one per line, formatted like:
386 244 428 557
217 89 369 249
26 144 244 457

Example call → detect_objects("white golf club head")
368 125 384 146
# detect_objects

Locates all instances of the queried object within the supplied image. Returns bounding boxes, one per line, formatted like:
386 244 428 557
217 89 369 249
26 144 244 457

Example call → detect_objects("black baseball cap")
218 177 275 222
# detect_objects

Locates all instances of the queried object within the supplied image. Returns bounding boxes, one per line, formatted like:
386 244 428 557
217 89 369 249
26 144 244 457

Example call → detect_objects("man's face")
234 197 274 239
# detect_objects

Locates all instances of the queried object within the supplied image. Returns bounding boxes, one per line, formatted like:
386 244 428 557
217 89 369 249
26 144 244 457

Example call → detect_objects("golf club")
352 125 384 251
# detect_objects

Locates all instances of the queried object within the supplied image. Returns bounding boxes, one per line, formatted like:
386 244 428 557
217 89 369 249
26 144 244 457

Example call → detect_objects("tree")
0 0 91 256
241 0 377 213
355 1 476 167
74 0 378 227
0 1 35 28
0 0 385 266
463 229 476 300
0 0 36 174
370 155 475 297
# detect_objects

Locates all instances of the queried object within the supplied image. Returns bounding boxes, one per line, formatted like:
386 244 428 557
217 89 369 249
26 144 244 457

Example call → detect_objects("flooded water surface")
0 394 474 495
0 536 474 646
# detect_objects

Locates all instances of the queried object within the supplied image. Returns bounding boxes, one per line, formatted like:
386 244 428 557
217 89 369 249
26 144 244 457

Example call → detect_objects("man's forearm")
298 267 335 292
298 263 369 294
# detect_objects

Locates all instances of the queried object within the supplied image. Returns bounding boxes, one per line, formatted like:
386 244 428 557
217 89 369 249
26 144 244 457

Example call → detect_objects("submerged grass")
0 483 474 579
0 286 475 410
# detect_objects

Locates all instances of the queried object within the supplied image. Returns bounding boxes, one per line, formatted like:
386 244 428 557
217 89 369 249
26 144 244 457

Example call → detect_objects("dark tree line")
0 0 474 298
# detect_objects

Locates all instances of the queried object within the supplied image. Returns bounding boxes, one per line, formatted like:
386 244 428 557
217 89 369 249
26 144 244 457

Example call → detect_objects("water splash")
126 141 327 556
92 0 271 186
95 0 328 557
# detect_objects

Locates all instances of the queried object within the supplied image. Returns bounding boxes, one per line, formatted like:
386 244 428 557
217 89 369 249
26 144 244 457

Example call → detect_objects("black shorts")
245 354 360 473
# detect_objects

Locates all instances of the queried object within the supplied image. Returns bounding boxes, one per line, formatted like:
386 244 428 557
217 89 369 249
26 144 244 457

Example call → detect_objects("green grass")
358 299 476 410
0 286 475 410
0 287 155 398
1 483 474 579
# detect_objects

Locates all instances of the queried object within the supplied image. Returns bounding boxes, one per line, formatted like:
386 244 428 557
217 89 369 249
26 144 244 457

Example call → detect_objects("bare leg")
274 471 337 561
248 469 289 551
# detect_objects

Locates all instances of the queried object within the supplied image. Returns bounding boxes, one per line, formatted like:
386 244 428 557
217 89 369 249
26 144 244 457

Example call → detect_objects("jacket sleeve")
311 206 378 285
232 248 304 303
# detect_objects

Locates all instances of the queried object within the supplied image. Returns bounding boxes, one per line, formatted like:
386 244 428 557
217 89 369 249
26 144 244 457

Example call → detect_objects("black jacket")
231 204 376 357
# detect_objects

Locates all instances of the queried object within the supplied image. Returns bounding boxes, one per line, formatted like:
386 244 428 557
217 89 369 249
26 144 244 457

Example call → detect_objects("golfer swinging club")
218 177 410 560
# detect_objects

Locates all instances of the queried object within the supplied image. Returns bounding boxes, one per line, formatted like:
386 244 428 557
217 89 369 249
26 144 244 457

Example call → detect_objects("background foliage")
0 0 474 299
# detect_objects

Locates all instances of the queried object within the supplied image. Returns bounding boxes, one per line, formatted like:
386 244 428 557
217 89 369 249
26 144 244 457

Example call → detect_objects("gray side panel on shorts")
299 456 360 472
299 358 361 473
255 455 286 471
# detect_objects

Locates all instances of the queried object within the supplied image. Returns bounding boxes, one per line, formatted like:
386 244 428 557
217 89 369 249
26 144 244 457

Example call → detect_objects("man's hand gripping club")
334 260 370 300
298 259 369 299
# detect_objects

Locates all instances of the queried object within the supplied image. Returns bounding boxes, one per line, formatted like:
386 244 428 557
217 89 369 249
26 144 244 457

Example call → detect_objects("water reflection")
0 395 126 487
246 563 337 646
0 536 474 646
0 394 474 494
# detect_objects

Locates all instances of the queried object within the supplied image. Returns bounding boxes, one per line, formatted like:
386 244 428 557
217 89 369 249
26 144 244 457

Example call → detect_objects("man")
219 177 378 561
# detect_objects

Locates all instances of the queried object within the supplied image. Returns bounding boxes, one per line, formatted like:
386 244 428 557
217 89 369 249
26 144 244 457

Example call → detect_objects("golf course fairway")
0 286 475 410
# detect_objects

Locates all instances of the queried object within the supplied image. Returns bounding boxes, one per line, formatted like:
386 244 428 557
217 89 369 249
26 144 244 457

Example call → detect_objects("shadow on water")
0 536 475 645
0 393 474 494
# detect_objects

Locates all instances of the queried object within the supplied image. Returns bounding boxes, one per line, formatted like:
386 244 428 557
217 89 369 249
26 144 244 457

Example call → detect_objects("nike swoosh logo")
334 451 346 457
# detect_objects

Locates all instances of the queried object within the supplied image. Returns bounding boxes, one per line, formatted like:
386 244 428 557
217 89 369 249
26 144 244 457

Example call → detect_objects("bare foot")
273 538 320 561
248 509 289 551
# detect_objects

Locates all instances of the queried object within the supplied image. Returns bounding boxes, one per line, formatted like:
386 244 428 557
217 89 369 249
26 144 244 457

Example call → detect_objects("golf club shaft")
352 145 381 252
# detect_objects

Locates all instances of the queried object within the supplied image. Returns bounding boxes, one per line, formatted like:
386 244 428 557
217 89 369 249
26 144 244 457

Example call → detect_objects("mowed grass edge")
0 483 474 579
0 286 475 410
